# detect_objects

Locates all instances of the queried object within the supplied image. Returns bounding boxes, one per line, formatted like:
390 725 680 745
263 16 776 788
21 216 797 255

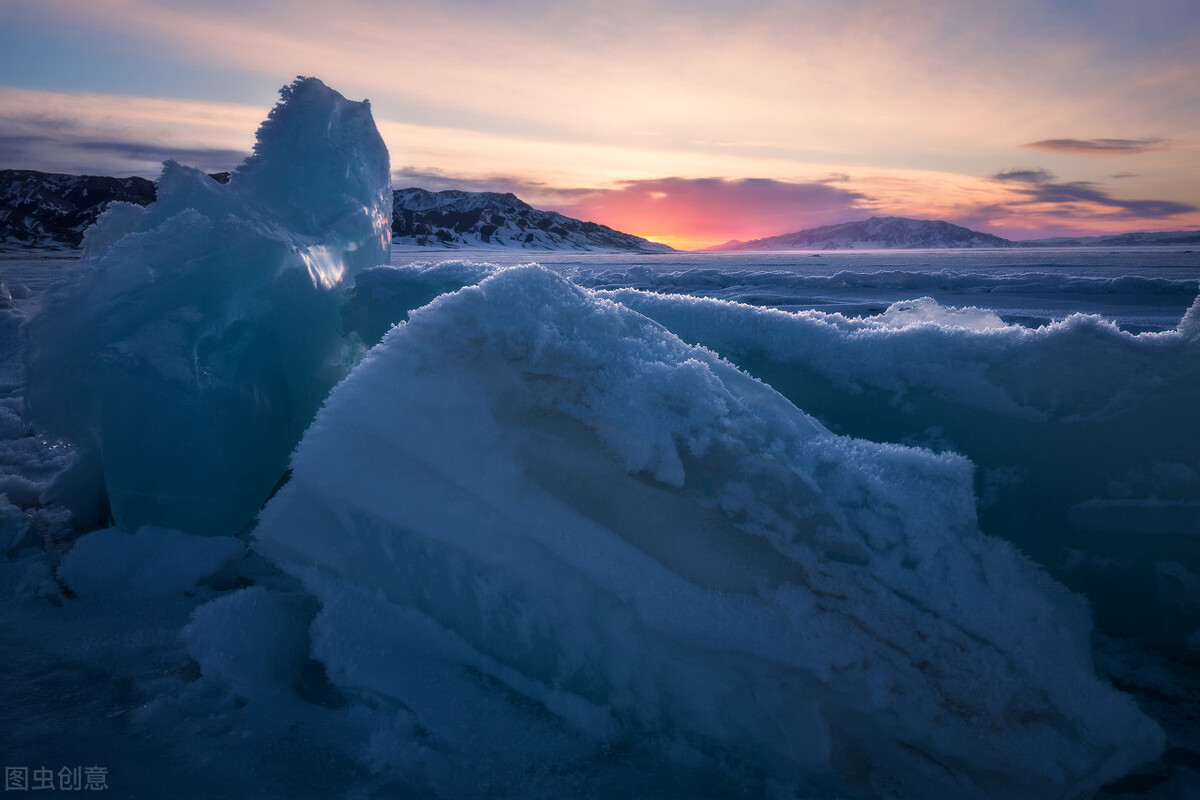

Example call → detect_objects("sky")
2 0 1199 249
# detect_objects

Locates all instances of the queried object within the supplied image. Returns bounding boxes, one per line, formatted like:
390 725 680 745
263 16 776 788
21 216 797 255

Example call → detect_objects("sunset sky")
2 0 1199 249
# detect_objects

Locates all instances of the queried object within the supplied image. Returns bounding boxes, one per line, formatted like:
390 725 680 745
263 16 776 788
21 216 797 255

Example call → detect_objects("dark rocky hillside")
392 188 672 252
0 170 156 248
0 170 232 249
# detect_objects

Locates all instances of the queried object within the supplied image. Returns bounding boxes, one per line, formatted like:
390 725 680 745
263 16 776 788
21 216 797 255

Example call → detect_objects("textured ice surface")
336 263 1200 663
418 248 1200 333
572 265 1200 299
257 265 1162 798
25 78 390 536
605 288 1200 661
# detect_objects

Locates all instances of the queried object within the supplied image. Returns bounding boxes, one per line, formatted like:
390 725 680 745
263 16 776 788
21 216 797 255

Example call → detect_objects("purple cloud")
990 168 1196 218
390 166 568 198
1020 138 1169 155
991 168 1056 184
0 133 246 177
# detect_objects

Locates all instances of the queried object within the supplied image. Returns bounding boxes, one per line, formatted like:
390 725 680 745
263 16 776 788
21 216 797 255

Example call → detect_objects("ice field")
1 79 1199 799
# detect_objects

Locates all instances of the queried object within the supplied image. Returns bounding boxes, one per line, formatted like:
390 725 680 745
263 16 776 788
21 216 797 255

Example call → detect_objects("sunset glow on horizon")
2 0 1199 248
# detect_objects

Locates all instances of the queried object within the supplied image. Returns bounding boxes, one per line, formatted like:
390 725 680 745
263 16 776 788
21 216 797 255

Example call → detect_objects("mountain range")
1015 230 1200 247
391 187 671 252
707 217 1200 251
3 170 1198 253
0 170 158 248
707 217 1012 251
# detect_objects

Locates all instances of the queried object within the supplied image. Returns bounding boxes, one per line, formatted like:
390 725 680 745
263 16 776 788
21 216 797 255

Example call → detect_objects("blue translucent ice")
26 78 390 536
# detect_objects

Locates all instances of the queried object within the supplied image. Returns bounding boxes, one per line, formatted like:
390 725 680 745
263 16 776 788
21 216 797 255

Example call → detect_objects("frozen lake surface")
391 245 1200 333
2 243 1197 798
5 244 1197 330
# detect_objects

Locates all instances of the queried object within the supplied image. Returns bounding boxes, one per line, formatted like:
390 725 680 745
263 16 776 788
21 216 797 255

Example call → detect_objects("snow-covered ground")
2 78 1198 799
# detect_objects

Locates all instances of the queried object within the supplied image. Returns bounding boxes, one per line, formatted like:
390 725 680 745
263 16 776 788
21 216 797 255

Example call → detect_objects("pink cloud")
545 177 870 249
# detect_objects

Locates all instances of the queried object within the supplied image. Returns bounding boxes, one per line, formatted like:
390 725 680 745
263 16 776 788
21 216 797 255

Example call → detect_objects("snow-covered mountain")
0 169 157 248
392 187 673 252
708 216 1014 251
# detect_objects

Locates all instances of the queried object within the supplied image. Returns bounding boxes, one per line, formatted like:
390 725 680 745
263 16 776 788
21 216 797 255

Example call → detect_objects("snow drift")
25 77 390 536
256 265 1162 798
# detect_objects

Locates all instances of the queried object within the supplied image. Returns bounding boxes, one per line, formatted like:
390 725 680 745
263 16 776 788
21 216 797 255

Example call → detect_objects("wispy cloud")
0 132 246 176
0 88 260 176
77 140 246 170
989 168 1196 218
1020 138 1170 155
991 168 1056 184
390 166 586 201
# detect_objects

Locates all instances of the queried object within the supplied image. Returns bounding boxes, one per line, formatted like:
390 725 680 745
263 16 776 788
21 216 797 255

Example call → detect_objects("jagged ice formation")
25 77 390 536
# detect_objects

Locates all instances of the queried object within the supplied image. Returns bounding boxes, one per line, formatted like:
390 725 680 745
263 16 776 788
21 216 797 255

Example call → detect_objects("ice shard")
26 77 391 536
